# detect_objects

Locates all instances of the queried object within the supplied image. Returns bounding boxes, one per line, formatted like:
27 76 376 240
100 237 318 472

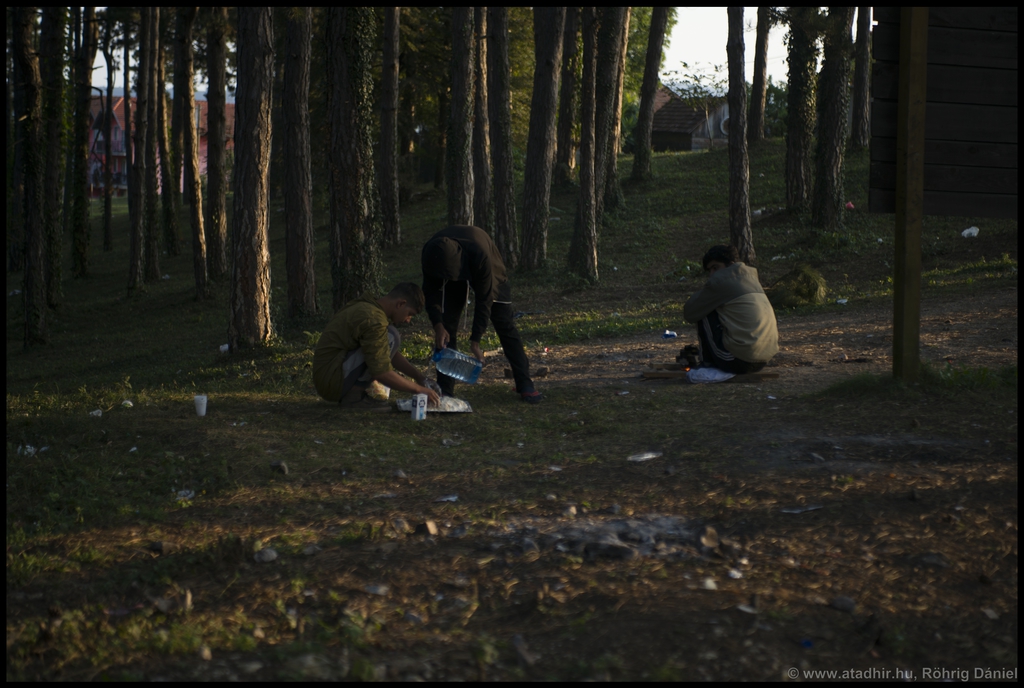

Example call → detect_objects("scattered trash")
199 645 212 661
270 461 289 475
780 505 823 514
435 494 458 503
219 344 229 353
563 505 577 518
254 548 278 563
767 395 777 400
302 544 322 556
810 452 826 464
161 274 171 280
700 526 719 549
9 289 22 296
845 201 855 210
702 578 718 590
391 519 412 535
545 494 557 501
176 489 195 501
441 438 462 447
394 469 408 479
982 608 999 620
16 445 36 457
961 226 980 238
728 569 744 579
627 451 662 462
877 238 884 243
364 584 389 596
129 446 138 453
415 521 439 536
737 604 758 614
836 298 848 305
662 330 678 339
89 409 103 417
122 400 134 408
548 466 562 471
688 367 735 384
616 391 630 396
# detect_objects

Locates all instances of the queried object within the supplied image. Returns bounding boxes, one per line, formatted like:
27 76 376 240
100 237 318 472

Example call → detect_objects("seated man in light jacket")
683 245 779 374
312 283 440 408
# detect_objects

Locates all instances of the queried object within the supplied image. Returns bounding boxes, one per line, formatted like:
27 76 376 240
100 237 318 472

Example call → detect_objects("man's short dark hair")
702 245 739 270
388 282 425 312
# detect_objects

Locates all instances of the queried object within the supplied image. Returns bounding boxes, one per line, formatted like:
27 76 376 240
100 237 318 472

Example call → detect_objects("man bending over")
313 283 440 408
683 245 779 374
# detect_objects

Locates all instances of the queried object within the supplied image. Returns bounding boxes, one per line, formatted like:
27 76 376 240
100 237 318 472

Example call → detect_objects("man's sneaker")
520 390 543 404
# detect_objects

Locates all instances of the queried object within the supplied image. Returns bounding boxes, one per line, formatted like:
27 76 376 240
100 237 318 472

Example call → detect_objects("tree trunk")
180 7 208 301
205 7 229 281
170 10 185 241
327 7 383 311
284 7 315 317
230 7 275 347
567 7 598 283
593 7 626 226
101 22 114 251
72 7 98 279
472 7 492 235
554 7 579 187
144 7 162 284
380 7 401 247
487 7 518 269
748 6 770 147
41 8 66 309
603 6 630 213
157 18 180 259
632 6 669 182
784 7 819 212
812 6 855 232
520 7 567 271
434 86 447 190
129 7 149 294
14 7 46 346
727 7 754 265
447 7 474 226
849 7 872 150
9 6 26 275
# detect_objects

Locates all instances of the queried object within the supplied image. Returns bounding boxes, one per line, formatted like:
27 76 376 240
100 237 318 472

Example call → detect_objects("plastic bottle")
662 330 678 339
432 348 483 384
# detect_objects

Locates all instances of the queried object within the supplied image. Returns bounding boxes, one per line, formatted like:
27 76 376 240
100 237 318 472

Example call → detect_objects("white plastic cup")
411 394 427 421
194 395 208 417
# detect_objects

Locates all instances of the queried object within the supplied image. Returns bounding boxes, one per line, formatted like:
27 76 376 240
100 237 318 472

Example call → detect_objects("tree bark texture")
327 7 383 311
157 22 180 259
447 7 475 226
784 7 819 212
747 6 770 147
487 7 518 269
380 7 402 247
593 7 626 226
15 7 47 346
144 7 162 284
9 7 26 274
180 7 208 301
101 20 115 252
170 10 186 245
472 7 492 236
849 7 872 149
554 7 579 187
812 6 855 232
603 6 630 213
434 86 447 190
727 7 754 266
41 8 67 309
632 6 669 182
284 7 316 317
230 7 275 348
129 8 149 293
520 7 566 271
206 7 229 281
567 7 598 283
72 7 98 278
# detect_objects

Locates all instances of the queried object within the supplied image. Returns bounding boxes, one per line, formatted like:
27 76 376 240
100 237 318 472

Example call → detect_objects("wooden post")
892 7 928 383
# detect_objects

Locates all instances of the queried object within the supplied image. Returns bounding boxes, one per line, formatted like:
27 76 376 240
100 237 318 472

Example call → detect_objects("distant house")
651 86 730 152
87 92 235 196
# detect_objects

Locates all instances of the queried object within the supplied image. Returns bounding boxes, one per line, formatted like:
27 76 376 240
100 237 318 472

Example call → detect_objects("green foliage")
767 263 827 309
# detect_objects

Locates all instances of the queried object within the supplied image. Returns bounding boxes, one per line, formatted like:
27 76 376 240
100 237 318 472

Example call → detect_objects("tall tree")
812 6 855 232
631 6 669 181
180 7 208 300
41 8 67 309
593 7 627 226
487 7 518 268
128 6 150 293
143 7 162 284
554 7 580 186
205 7 229 280
327 7 383 310
447 7 475 226
727 7 754 265
99 11 117 252
748 6 771 147
169 10 186 255
567 7 598 283
284 7 315 317
230 7 275 347
156 12 180 258
520 7 566 270
380 7 401 247
14 7 46 346
603 6 630 213
849 7 872 149
71 7 98 278
471 7 492 235
784 7 821 212
9 6 26 274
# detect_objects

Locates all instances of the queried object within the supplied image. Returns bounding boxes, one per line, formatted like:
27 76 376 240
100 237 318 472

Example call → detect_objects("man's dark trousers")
697 310 766 375
434 280 533 395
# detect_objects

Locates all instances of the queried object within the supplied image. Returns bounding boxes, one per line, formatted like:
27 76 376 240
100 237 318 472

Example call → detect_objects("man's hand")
415 384 441 407
470 341 484 363
433 323 450 351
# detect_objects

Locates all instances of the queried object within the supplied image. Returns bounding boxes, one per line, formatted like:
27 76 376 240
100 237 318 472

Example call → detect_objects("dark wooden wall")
869 7 1018 219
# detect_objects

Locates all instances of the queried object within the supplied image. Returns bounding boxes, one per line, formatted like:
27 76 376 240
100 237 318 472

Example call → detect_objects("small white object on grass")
962 226 980 238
